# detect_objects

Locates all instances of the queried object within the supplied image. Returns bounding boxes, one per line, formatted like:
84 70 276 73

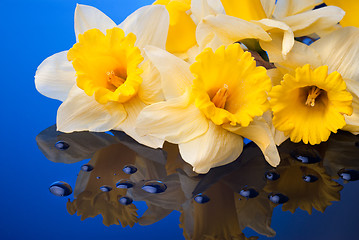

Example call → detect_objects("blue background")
0 0 358 239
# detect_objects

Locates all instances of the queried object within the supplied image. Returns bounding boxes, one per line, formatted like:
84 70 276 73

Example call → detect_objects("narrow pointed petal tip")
74 4 116 40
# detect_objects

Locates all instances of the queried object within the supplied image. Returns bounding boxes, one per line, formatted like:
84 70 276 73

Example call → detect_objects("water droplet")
123 165 137 174
290 149 321 164
49 181 72 197
116 179 135 189
96 176 101 179
55 141 70 150
100 185 112 192
81 164 94 172
118 196 133 205
268 193 289 204
338 169 359 181
302 175 318 183
239 187 258 199
142 180 167 193
265 170 280 181
194 193 210 204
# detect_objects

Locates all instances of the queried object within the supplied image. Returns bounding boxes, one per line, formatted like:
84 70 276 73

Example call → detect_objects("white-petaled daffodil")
136 44 280 173
264 27 359 144
197 0 344 56
35 4 169 148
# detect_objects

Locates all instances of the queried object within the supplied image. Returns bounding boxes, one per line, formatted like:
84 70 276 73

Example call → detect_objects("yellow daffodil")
264 27 359 143
35 4 170 148
270 64 353 145
136 44 280 173
324 0 359 27
197 0 344 56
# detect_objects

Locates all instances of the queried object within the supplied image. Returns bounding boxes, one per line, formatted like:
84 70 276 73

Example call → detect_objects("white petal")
144 46 193 99
196 14 271 52
35 51 75 101
191 0 223 24
179 122 243 174
118 96 164 149
119 5 169 49
282 6 345 37
138 60 165 104
311 27 359 81
261 0 276 18
223 118 281 167
260 32 321 69
57 86 126 132
136 91 209 144
255 19 294 56
207 0 225 14
74 4 116 41
274 0 323 19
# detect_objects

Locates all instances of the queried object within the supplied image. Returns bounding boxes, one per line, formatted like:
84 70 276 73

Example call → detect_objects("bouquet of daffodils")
35 0 359 174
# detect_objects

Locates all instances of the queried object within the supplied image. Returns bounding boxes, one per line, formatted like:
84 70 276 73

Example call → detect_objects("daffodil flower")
136 44 280 173
35 4 169 148
264 27 359 144
197 0 345 56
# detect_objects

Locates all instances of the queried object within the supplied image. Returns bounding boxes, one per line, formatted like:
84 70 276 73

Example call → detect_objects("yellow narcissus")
35 4 169 148
270 64 353 145
136 44 280 173
264 27 359 144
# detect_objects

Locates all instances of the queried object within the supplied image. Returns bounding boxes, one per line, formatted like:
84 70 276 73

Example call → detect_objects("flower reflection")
67 143 140 227
37 126 359 238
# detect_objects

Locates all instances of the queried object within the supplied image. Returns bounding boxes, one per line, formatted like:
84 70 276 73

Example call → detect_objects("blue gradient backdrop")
1 0 358 239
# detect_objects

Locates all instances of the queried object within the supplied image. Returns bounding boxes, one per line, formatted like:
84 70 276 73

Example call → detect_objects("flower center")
305 86 322 107
190 44 271 127
106 71 126 89
67 27 144 104
211 84 229 109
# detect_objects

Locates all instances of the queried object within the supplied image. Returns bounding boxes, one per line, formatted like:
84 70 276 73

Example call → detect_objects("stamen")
212 84 229 109
107 71 125 88
305 86 322 107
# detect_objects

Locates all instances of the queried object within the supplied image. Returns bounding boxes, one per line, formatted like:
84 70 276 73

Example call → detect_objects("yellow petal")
220 0 267 20
324 0 359 27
